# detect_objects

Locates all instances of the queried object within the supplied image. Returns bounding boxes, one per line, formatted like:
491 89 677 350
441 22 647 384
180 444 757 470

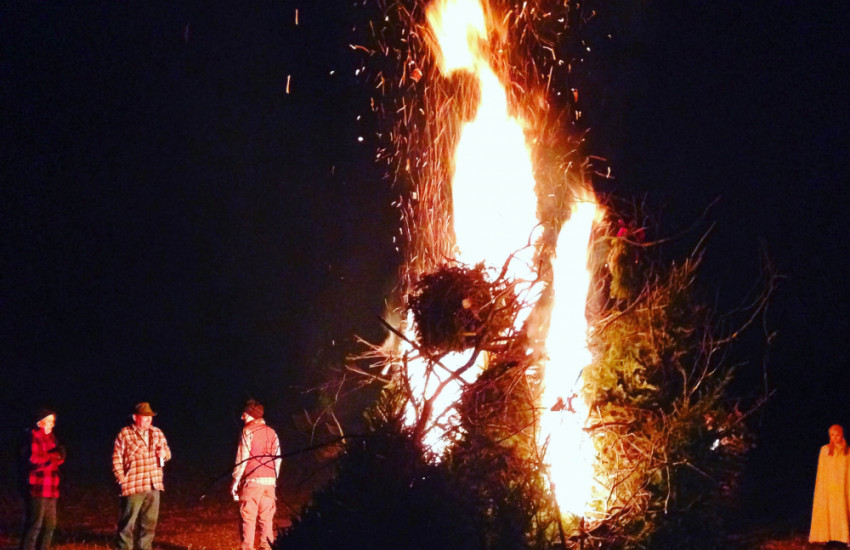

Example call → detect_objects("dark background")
2 0 848 528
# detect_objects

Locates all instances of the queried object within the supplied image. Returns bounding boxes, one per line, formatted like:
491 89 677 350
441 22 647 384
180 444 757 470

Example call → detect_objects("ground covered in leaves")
0 463 309 550
0 471 822 550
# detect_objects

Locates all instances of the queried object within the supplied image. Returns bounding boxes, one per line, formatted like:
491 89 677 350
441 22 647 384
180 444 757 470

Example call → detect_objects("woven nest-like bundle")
408 263 515 355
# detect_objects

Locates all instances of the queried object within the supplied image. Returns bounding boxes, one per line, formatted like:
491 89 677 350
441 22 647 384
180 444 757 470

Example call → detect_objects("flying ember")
389 0 604 519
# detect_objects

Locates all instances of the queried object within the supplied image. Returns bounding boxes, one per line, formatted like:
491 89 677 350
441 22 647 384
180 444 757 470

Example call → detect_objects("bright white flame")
398 0 604 517
426 0 487 74
429 0 539 288
540 199 600 515
452 67 539 282
402 309 484 452
396 0 542 456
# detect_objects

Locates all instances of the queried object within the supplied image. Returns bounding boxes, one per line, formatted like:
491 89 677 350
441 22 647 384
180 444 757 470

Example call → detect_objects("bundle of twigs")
409 262 519 354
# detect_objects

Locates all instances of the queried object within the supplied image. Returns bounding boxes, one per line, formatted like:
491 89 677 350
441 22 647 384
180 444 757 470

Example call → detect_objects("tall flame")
540 198 600 515
427 0 539 282
398 0 603 518
401 0 542 454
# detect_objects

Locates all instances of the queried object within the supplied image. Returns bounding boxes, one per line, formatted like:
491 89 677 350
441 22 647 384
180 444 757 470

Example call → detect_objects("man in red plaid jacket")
19 408 65 550
112 402 171 550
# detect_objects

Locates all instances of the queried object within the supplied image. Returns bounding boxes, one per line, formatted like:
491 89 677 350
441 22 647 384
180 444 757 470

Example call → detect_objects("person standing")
810 424 850 545
231 399 281 550
19 408 65 550
112 402 171 550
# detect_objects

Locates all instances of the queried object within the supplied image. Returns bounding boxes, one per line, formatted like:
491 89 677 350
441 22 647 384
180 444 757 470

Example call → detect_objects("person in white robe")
810 424 850 544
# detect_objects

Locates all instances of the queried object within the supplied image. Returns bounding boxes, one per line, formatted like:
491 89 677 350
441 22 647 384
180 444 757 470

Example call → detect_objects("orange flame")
427 0 539 283
398 0 542 454
396 0 604 518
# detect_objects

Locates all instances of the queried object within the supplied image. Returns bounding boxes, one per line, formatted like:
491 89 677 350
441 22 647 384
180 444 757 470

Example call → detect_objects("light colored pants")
238 484 276 550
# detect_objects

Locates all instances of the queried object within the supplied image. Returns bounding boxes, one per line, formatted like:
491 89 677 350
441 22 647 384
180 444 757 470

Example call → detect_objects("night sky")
3 0 849 526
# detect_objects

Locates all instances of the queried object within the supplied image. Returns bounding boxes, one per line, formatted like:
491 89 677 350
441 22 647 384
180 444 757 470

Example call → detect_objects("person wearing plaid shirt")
112 402 171 550
231 399 281 550
19 408 65 550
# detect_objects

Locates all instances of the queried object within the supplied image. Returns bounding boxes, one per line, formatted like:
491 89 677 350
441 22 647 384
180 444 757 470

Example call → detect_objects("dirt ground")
740 529 835 550
0 475 826 550
0 469 308 550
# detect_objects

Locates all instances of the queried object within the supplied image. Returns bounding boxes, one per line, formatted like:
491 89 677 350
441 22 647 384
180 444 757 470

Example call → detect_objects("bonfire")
279 0 775 549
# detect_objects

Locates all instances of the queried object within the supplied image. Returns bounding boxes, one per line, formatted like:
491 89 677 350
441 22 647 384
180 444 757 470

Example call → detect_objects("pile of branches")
279 341 556 550
280 257 554 550
278 397 483 550
278 221 774 550
573 240 773 549
450 356 560 549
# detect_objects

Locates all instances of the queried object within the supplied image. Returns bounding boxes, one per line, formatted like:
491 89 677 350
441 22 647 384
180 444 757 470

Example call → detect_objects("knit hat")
34 407 56 424
243 399 264 419
133 402 157 416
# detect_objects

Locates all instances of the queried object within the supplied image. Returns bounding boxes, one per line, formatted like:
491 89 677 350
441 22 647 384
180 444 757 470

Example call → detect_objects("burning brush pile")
277 0 774 549
280 230 771 550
